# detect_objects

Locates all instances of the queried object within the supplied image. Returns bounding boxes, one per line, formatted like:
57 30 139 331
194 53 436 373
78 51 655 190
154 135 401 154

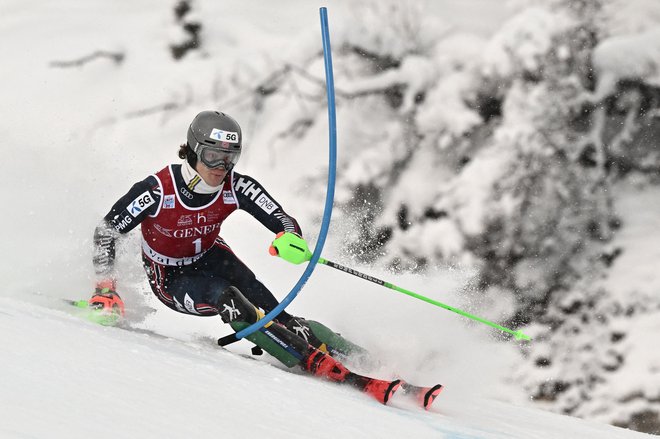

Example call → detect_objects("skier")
88 110 400 404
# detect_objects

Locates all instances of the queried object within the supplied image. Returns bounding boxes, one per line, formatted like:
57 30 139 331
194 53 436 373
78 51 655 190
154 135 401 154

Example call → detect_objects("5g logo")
128 192 155 217
210 128 239 144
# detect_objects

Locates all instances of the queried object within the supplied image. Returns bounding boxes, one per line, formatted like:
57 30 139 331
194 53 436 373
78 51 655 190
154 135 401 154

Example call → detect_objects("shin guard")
218 286 312 367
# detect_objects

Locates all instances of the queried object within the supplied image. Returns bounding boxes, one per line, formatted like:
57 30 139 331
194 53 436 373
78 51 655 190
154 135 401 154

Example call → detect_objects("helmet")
187 111 242 170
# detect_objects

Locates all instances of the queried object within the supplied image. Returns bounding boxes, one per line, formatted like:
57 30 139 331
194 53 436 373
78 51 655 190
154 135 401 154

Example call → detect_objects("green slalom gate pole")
317 257 531 341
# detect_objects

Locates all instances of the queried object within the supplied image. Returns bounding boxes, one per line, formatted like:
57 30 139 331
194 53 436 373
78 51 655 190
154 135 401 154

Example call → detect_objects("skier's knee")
217 286 259 324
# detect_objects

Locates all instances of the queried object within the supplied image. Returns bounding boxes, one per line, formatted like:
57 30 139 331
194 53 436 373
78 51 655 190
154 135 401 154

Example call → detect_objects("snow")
588 27 660 103
441 142 516 236
0 296 651 439
601 0 660 36
341 55 438 113
338 1 448 60
605 182 660 298
512 177 660 429
587 181 660 424
482 7 575 78
415 70 482 138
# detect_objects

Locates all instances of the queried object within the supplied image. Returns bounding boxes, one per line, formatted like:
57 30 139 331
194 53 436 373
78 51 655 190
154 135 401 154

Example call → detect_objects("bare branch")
49 50 124 68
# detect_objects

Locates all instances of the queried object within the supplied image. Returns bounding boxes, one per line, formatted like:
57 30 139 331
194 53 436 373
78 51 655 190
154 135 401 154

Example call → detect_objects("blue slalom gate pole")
220 7 337 345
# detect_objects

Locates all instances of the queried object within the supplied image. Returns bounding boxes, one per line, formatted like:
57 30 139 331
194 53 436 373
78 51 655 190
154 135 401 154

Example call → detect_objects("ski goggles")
196 144 241 170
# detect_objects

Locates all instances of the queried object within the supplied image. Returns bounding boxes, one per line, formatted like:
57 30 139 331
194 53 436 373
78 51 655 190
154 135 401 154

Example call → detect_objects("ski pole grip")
217 333 239 347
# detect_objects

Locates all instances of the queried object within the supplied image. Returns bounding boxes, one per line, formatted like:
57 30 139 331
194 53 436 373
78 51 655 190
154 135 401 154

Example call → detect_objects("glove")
269 232 312 265
88 279 125 326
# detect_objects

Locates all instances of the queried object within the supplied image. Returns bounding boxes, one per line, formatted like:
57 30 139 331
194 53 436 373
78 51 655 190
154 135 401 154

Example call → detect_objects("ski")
64 298 123 326
64 299 415 409
64 299 89 308
399 381 444 410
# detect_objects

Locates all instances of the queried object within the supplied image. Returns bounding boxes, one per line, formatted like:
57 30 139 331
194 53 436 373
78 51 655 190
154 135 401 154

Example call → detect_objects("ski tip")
64 299 89 308
64 299 122 326
423 384 444 410
384 379 402 405
399 381 445 410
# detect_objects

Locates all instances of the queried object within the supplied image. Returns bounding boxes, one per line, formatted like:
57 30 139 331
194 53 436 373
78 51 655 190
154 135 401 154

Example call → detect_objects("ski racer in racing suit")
87 110 398 403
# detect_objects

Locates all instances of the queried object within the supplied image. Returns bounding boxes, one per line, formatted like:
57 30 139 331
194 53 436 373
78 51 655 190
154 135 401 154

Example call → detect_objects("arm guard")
92 220 119 275
92 175 160 275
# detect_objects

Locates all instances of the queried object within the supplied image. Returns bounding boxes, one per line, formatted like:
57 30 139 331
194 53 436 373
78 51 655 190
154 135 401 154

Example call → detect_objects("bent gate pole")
220 7 337 347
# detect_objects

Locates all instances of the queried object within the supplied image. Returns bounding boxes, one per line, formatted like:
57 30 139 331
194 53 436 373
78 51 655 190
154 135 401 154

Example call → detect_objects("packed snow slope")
0 296 651 439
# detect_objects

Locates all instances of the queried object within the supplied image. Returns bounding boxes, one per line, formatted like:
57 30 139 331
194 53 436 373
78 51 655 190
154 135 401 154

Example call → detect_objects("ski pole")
317 258 531 341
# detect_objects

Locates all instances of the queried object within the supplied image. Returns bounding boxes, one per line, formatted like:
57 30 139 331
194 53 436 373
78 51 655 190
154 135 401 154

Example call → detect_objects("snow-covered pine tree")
238 0 660 433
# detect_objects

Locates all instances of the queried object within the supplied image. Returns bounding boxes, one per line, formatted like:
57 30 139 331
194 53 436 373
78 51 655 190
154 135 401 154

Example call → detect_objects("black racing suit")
92 164 301 324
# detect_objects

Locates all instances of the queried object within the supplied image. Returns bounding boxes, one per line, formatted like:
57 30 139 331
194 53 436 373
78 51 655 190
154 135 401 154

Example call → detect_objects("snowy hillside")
0 296 652 439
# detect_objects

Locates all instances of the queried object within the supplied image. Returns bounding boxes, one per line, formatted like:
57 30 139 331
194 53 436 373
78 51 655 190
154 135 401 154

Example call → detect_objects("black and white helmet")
187 111 242 170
